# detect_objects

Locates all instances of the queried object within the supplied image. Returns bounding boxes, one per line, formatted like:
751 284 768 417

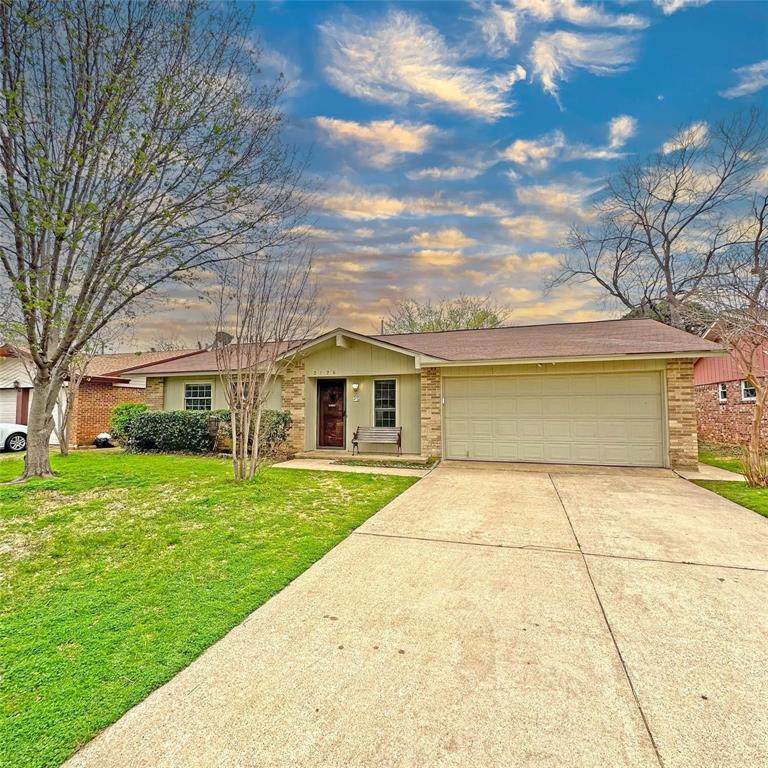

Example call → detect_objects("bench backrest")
354 426 401 442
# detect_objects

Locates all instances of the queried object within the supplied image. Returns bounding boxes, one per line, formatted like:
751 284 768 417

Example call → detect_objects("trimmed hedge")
114 406 292 455
110 403 149 442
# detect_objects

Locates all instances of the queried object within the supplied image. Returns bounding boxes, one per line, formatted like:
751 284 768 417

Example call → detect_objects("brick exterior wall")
144 377 165 410
420 367 442 457
281 360 305 453
71 381 145 446
666 360 698 470
695 379 768 445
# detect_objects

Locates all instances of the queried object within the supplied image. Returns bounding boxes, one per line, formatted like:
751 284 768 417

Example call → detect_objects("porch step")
293 451 432 465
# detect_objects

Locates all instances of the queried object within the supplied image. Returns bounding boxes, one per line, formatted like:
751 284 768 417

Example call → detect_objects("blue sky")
148 0 768 343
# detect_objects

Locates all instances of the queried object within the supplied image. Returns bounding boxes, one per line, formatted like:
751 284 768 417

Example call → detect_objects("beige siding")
295 339 421 453
440 358 666 378
303 340 419 377
0 357 32 388
161 375 282 412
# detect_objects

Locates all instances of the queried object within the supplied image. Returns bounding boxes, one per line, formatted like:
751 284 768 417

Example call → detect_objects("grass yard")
0 451 417 768
696 444 768 519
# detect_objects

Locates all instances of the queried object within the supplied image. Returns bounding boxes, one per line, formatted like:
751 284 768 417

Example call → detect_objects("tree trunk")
21 377 59 479
744 382 768 488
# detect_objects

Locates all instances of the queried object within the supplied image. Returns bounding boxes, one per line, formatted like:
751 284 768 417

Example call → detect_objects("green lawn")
0 452 417 768
696 444 768 518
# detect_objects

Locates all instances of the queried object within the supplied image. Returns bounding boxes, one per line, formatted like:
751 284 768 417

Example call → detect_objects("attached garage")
443 370 666 467
0 389 17 423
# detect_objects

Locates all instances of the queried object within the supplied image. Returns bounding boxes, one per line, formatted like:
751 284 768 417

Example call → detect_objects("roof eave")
429 349 727 367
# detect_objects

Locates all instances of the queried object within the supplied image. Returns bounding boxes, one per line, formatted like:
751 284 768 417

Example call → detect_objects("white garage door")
443 372 665 467
0 389 16 423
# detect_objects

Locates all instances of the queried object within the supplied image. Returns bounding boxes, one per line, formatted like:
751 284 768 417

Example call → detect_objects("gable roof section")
121 319 724 376
372 319 723 363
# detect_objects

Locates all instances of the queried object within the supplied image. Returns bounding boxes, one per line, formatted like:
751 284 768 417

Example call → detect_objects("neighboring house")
126 319 723 470
0 346 193 446
694 331 768 445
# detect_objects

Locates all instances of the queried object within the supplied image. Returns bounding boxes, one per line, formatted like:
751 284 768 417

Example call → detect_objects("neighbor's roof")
87 350 197 376
121 341 304 376
371 319 723 362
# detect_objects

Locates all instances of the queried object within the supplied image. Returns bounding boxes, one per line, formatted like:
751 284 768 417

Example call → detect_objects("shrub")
122 408 292 455
111 403 148 442
259 409 292 455
124 410 218 453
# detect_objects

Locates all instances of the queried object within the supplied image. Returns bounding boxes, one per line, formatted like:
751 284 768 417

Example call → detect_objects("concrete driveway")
65 463 768 768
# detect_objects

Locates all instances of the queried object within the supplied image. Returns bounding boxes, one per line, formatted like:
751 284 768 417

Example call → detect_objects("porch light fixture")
351 381 360 401
351 382 359 392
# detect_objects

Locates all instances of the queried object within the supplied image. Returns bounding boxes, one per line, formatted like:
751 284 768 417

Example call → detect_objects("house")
694 330 768 446
0 346 194 446
125 319 723 470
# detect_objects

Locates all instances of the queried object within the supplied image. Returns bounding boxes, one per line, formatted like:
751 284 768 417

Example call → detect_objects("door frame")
316 378 347 449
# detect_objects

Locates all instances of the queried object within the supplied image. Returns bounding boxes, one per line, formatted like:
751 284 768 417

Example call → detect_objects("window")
718 383 728 402
184 383 212 410
741 380 757 402
374 379 396 427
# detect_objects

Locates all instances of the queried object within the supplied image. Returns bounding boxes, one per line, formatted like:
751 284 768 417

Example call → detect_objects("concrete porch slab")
294 450 431 464
272 459 429 477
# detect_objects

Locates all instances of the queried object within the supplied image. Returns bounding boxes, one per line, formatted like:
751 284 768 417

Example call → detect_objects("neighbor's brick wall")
666 360 698 470
71 381 145 446
420 367 442 457
282 360 305 453
145 377 165 410
695 379 768 445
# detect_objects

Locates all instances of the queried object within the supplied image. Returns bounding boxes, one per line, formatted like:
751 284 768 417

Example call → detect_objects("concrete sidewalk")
65 464 768 768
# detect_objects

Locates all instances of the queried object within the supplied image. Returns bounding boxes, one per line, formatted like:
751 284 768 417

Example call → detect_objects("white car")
0 423 27 452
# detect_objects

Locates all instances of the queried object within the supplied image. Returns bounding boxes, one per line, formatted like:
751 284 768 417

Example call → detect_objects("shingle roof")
87 350 198 376
122 341 303 375
372 319 722 361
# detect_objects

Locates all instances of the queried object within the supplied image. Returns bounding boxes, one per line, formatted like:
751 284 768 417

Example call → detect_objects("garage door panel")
444 372 665 467
0 390 16 423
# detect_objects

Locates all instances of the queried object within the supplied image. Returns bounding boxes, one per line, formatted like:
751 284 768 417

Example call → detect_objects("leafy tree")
0 0 305 479
382 295 508 333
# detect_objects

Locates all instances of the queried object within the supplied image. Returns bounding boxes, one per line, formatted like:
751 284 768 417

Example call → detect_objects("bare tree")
555 110 768 329
699 194 768 486
214 248 323 481
383 295 509 333
0 0 305 479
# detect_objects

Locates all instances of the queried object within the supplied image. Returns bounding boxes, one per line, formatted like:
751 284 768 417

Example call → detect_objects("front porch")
292 450 432 465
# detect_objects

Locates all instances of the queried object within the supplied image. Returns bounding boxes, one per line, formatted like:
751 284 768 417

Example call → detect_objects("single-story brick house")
0 346 193 447
694 334 768 446
126 319 723 470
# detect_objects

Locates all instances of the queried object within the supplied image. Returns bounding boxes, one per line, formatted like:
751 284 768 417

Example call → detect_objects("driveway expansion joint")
548 473 666 768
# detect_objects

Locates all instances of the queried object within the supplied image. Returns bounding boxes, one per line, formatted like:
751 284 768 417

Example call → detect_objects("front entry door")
318 379 346 448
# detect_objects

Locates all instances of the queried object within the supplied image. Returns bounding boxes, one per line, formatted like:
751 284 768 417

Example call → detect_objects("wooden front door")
318 379 345 448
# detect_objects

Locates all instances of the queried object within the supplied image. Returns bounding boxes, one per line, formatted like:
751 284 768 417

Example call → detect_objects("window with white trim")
718 383 727 402
374 379 396 427
741 380 757 402
184 383 212 410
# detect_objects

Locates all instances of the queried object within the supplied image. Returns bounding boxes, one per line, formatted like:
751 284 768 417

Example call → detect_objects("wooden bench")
352 426 402 455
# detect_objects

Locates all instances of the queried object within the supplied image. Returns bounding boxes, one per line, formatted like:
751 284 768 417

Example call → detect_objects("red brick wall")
71 382 146 446
695 380 768 446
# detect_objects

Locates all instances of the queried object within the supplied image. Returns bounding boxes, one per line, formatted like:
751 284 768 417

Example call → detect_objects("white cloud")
653 0 710 14
412 228 477 248
502 130 567 169
661 121 709 154
502 286 540 302
504 251 561 272
501 214 565 241
720 60 768 99
320 10 526 120
254 42 303 95
608 115 638 149
406 158 495 181
314 117 437 168
529 30 638 99
515 183 597 218
317 184 507 220
414 249 464 267
477 0 647 57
